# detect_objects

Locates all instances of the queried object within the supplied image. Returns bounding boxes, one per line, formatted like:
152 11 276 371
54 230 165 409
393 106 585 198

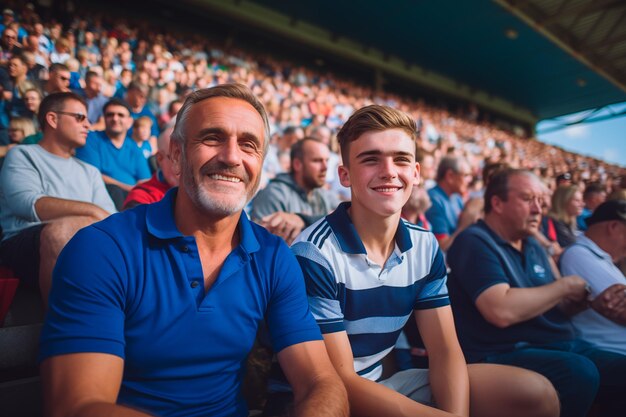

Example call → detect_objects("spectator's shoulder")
291 216 336 264
89 204 148 245
560 241 587 264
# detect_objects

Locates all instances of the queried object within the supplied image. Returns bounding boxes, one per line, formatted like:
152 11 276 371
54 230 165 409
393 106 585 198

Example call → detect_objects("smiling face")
171 97 265 218
338 128 419 219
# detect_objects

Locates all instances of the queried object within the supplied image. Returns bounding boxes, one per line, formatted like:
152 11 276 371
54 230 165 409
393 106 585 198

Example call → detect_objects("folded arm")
35 196 110 222
475 276 589 328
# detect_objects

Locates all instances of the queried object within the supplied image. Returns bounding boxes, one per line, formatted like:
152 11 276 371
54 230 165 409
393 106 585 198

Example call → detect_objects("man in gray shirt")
0 92 116 307
251 137 339 244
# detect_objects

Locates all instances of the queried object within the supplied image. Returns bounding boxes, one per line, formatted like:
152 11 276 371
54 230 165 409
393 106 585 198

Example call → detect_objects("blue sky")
536 101 626 167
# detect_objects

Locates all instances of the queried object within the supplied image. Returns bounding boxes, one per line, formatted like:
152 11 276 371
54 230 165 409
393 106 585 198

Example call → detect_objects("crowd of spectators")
1 2 626 416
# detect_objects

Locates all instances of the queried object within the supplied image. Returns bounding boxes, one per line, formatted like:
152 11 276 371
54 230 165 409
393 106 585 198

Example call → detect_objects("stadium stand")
0 0 625 415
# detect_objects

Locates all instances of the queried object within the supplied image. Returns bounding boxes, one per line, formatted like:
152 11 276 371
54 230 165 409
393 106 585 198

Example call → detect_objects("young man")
0 92 115 307
291 105 558 417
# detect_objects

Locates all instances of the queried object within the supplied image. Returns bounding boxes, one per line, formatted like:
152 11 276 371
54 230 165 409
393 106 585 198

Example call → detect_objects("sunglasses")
55 111 87 123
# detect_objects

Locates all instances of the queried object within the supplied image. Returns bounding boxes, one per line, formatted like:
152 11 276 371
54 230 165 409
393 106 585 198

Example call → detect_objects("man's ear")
169 140 182 176
292 158 303 174
491 195 505 214
45 112 58 130
413 162 421 186
338 164 351 188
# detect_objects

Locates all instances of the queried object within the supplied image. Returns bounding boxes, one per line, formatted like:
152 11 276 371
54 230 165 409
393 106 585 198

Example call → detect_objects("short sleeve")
415 248 450 310
291 241 344 334
425 196 450 236
264 239 322 353
560 246 623 297
0 147 45 221
39 226 127 362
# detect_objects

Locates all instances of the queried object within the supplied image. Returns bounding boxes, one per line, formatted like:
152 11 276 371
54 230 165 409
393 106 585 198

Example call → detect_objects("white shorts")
379 368 433 406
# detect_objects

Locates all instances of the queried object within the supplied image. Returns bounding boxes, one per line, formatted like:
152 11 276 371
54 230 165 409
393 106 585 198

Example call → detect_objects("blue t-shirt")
576 207 592 231
292 202 449 381
76 130 151 185
425 184 464 237
39 189 322 417
447 220 575 362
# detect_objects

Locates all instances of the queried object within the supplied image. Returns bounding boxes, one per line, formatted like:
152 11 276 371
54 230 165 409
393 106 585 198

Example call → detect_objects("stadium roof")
175 0 626 125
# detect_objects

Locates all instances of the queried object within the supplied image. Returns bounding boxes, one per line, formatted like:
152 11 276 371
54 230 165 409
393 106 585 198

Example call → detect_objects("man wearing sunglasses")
41 63 71 96
75 98 151 208
0 92 116 308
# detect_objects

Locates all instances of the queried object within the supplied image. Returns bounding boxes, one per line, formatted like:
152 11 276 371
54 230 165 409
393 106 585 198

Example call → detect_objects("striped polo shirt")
291 202 449 381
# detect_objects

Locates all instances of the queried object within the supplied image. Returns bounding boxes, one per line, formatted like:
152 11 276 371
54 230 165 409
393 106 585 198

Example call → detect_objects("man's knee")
40 216 95 255
518 371 560 417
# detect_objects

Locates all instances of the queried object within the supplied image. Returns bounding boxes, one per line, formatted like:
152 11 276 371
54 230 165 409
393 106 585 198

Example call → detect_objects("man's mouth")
208 173 242 183
372 186 402 193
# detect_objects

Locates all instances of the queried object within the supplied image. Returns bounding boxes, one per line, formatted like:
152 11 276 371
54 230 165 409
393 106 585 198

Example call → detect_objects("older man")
0 92 115 306
122 126 179 209
560 199 626 354
251 137 339 243
40 84 348 417
426 156 481 251
446 168 626 417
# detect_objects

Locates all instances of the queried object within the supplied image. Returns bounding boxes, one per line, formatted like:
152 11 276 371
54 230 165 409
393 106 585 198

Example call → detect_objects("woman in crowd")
543 185 584 248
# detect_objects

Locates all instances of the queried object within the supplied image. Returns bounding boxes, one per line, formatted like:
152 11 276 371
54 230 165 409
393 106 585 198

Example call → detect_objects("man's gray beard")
181 160 258 218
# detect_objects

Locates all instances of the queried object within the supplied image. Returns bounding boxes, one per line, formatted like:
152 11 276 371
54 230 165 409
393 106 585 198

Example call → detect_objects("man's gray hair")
171 83 270 154
436 156 466 182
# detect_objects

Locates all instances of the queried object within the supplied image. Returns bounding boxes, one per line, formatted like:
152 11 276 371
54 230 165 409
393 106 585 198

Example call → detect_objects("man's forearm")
293 373 348 417
35 197 110 222
340 374 454 417
428 350 469 416
102 175 134 192
65 403 153 417
478 278 584 328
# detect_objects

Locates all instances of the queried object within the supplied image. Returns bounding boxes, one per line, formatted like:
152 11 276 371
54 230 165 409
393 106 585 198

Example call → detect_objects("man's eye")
241 141 257 150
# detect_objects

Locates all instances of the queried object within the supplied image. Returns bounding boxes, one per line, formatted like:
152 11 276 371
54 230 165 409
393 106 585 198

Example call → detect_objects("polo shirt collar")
326 202 413 255
476 219 536 253
576 235 611 260
145 187 260 254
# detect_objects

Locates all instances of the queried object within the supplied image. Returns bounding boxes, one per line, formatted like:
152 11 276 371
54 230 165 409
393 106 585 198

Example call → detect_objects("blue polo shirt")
293 202 449 381
40 189 322 417
76 130 151 186
425 184 464 238
447 220 574 363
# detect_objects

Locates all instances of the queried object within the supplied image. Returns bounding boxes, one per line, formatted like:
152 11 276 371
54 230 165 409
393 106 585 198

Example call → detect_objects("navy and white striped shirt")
292 202 449 381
